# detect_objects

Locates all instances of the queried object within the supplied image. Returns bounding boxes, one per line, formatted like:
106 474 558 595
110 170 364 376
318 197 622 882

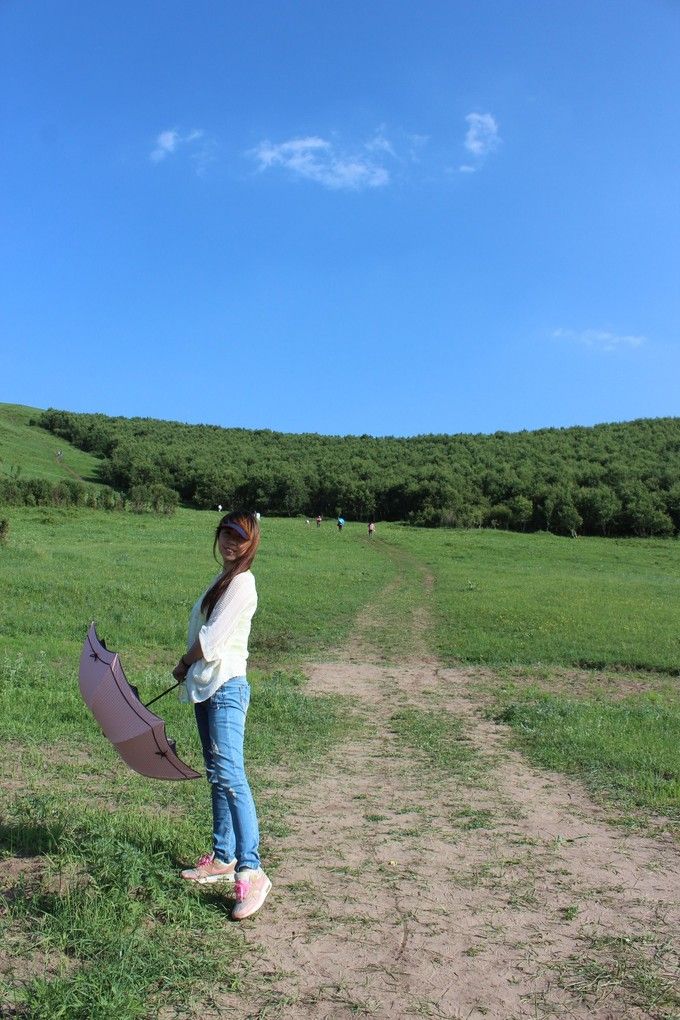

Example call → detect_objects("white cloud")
150 129 179 162
464 112 500 156
552 328 647 352
365 126 396 158
249 134 391 190
150 128 205 163
459 112 500 172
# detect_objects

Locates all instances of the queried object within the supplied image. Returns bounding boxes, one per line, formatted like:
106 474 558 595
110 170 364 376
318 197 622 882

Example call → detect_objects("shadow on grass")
0 818 66 858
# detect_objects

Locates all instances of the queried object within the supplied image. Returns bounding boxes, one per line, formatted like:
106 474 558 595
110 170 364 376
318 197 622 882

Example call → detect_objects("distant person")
173 511 271 920
217 504 223 513
337 516 345 531
368 521 375 538
316 515 322 528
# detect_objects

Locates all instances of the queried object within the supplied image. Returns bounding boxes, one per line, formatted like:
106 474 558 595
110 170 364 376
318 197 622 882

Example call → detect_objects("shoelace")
196 853 214 867
234 878 250 901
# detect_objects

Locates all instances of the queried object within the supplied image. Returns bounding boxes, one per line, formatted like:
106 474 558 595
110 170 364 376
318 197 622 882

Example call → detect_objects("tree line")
0 476 179 515
33 409 680 537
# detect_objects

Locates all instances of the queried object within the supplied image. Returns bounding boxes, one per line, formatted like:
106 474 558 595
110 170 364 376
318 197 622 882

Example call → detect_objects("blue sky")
2 1 679 437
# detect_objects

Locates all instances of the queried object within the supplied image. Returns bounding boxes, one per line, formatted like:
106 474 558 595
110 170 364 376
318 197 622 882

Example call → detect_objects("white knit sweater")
179 570 257 704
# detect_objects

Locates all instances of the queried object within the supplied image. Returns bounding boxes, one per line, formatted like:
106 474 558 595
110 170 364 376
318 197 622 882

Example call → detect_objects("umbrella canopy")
79 623 201 781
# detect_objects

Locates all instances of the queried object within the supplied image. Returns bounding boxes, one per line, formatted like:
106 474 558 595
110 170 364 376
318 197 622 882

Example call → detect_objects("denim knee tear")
210 738 220 755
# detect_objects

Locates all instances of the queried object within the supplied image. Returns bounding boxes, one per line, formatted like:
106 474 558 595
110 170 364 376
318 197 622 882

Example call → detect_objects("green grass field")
1 415 679 1017
382 524 680 672
1 508 677 821
379 524 680 820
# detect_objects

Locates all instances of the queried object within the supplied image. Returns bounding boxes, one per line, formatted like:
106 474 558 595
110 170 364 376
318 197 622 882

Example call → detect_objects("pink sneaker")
181 852 237 884
231 868 272 920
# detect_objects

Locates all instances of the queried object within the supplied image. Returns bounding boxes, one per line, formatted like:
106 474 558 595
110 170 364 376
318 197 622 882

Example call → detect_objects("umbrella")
79 623 201 781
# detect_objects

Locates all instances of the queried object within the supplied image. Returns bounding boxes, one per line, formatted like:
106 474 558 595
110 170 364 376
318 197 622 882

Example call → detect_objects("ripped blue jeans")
194 677 261 871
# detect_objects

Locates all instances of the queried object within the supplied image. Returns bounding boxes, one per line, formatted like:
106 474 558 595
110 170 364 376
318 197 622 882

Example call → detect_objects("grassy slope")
0 403 104 486
380 525 680 672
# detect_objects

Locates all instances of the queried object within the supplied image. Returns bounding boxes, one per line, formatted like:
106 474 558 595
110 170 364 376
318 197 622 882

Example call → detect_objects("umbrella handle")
144 679 183 709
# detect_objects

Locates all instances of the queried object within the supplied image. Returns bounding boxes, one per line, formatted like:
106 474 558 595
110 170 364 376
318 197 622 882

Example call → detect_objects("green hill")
0 403 105 489
27 404 680 537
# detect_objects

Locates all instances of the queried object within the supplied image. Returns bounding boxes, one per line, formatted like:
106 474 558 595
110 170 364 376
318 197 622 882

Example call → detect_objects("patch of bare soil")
202 575 679 1020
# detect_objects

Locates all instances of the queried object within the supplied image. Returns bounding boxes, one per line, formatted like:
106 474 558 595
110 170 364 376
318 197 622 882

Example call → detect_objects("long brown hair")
201 511 260 620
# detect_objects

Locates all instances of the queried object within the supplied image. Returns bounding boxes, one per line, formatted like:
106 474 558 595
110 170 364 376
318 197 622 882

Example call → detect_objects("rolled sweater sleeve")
198 572 257 663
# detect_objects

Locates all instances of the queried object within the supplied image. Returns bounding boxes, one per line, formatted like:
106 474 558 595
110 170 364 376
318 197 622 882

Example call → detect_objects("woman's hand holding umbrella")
172 637 202 682
172 658 189 682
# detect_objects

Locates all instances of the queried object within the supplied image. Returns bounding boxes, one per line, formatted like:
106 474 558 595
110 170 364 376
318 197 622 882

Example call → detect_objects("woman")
172 511 271 921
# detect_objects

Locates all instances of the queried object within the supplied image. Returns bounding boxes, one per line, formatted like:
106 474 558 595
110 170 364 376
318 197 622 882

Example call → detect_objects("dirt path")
214 562 679 1019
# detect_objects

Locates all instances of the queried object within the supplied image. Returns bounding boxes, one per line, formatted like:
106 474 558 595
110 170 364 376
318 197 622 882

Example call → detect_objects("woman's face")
217 526 240 565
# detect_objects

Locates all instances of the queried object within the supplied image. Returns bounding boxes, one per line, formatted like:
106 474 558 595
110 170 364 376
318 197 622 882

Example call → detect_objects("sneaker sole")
181 872 236 885
232 877 272 920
